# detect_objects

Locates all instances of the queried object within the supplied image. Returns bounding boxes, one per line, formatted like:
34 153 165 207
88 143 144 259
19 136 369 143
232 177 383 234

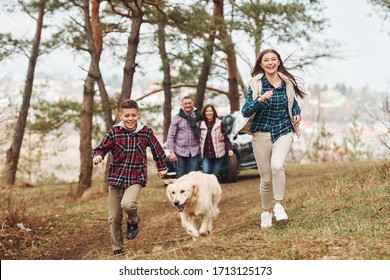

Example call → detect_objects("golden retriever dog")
166 171 222 238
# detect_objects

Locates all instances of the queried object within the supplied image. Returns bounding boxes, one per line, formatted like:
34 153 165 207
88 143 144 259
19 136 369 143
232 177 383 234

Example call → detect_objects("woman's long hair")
251 49 306 99
201 104 219 121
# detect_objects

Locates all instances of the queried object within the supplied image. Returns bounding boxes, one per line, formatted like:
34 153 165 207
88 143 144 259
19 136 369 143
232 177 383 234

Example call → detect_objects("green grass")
0 161 389 260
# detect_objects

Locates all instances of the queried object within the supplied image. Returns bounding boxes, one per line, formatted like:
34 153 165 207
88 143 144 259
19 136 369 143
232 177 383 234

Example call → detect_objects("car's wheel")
224 152 239 182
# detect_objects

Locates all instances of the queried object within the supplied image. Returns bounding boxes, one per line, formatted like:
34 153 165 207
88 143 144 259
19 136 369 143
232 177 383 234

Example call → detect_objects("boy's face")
119 108 139 130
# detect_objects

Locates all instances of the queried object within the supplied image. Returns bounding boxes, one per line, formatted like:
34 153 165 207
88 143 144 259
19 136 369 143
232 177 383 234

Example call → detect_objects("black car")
163 111 257 182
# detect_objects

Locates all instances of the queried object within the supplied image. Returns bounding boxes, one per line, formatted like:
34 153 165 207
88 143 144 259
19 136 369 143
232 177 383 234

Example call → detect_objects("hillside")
0 161 389 260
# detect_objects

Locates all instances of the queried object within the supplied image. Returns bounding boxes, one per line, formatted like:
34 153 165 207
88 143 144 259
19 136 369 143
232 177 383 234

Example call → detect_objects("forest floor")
1 161 389 260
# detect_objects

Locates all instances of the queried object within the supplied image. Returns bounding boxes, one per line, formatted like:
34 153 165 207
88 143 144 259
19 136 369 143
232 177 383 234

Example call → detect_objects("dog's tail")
208 175 221 219
210 176 222 205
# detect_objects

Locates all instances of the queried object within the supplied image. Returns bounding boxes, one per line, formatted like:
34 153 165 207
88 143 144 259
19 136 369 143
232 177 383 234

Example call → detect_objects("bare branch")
135 84 228 101
18 0 37 20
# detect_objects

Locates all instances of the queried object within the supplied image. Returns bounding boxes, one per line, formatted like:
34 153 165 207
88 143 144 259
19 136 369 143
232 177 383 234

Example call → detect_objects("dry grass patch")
1 161 389 260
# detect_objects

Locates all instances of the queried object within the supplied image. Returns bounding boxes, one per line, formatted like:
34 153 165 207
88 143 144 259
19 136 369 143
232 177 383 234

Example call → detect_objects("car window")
221 115 234 135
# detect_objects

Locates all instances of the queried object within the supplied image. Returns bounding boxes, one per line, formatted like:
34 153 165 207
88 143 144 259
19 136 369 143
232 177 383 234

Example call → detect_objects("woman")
241 49 306 228
199 104 234 177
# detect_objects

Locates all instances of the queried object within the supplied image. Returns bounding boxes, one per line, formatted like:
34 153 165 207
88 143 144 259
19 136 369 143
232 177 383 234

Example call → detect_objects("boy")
92 99 167 256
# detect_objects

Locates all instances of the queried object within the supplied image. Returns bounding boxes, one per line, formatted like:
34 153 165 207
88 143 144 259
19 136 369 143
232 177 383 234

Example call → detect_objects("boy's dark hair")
120 99 139 111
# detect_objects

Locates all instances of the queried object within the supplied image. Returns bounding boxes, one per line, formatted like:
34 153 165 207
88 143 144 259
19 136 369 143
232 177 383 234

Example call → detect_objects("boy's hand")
93 155 103 165
170 152 177 162
158 170 167 179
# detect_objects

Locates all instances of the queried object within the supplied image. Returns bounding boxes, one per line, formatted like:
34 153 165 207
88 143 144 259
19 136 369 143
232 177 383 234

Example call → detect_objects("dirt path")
42 174 260 259
44 167 345 259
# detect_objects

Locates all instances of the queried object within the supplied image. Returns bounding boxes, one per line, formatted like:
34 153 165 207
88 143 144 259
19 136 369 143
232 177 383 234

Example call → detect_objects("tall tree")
194 1 218 110
168 1 242 112
121 1 143 101
108 0 146 102
82 0 113 130
156 13 172 142
4 0 46 186
214 0 240 112
77 0 104 196
153 2 230 113
233 0 332 69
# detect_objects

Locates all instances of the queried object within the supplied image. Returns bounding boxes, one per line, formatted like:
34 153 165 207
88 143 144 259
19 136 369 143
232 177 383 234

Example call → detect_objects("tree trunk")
195 37 215 110
226 40 240 112
214 0 240 113
157 19 172 143
4 0 46 186
77 0 102 196
77 76 95 196
83 0 113 131
195 1 218 110
120 1 143 101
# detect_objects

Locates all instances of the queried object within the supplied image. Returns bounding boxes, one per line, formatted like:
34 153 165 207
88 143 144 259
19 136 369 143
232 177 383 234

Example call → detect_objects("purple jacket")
167 110 200 157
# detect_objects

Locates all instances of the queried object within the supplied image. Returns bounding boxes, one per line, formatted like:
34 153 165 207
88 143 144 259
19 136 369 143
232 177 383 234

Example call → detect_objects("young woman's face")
119 108 139 130
205 107 214 121
260 52 280 75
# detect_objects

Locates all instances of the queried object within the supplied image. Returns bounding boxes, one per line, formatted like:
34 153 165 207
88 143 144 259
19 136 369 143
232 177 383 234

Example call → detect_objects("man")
167 96 201 178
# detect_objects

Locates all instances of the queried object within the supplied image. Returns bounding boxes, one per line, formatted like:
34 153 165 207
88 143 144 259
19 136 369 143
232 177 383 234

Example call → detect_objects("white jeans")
252 132 293 211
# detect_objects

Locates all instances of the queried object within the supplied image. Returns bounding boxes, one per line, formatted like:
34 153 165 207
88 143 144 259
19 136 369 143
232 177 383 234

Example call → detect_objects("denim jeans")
176 155 200 178
202 157 224 177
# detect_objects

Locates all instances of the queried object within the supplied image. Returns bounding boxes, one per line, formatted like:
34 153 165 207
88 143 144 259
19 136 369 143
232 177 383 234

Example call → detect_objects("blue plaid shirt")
242 76 301 143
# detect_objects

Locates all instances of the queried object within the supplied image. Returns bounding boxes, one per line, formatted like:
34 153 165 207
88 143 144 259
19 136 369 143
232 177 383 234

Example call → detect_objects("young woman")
241 49 306 228
199 105 233 177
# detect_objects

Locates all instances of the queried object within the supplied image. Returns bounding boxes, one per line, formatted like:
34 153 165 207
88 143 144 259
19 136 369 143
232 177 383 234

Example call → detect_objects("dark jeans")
202 157 224 177
176 155 200 178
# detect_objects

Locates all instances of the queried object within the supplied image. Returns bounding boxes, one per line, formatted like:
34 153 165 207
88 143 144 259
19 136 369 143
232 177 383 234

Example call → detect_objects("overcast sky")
1 0 390 93
310 0 390 92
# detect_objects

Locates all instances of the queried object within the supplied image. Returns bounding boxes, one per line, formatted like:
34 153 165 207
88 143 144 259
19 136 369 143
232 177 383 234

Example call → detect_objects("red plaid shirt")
92 122 167 188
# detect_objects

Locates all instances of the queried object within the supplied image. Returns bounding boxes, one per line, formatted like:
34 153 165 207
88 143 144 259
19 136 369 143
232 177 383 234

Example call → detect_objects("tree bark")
120 1 143 101
225 40 240 112
83 0 113 131
195 41 215 110
157 18 172 142
194 1 218 110
77 0 102 196
78 76 95 196
214 0 240 112
4 0 46 186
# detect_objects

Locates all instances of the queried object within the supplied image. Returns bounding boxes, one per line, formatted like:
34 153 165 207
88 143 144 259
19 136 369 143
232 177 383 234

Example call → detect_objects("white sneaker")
273 204 288 222
260 212 273 228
